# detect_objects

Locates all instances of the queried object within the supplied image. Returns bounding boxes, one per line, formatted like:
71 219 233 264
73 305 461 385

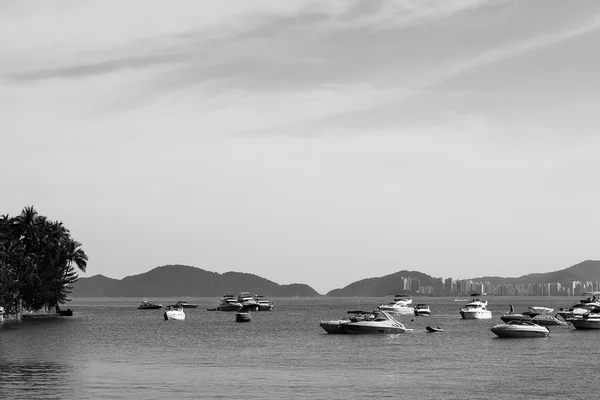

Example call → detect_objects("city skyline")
2 1 600 294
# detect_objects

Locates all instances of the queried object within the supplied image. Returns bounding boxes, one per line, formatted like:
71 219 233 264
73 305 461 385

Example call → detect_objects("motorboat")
55 305 73 316
175 301 198 309
568 312 600 329
414 304 431 316
490 320 549 338
377 294 414 315
235 311 252 322
137 299 163 309
237 292 260 311
340 310 413 334
216 295 243 312
556 291 600 320
500 306 565 326
459 293 492 319
320 310 374 334
254 295 274 311
164 305 185 321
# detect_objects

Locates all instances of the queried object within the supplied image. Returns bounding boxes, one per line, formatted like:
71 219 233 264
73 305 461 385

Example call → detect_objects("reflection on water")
0 361 73 399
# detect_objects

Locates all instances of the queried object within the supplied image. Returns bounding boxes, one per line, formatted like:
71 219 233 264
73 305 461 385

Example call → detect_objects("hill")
71 265 320 297
472 260 600 287
327 270 433 296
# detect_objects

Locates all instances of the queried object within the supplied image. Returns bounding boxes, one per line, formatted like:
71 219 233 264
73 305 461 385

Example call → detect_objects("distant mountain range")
326 260 600 296
71 265 319 298
71 260 600 298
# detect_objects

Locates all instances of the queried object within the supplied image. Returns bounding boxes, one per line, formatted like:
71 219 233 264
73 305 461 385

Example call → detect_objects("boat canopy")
528 306 553 314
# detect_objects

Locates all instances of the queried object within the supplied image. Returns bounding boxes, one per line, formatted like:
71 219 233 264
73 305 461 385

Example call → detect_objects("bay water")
0 296 596 399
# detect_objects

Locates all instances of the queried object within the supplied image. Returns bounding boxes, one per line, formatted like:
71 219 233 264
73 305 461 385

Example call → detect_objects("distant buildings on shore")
399 276 599 296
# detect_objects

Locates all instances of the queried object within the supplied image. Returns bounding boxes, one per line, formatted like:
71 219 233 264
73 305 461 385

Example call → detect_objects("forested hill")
71 265 320 297
470 260 600 287
327 270 434 297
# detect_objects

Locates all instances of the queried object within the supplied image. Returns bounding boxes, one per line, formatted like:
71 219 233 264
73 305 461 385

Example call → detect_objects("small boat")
490 320 549 338
55 305 73 316
459 293 492 319
235 311 252 322
320 310 373 334
216 295 243 312
164 305 185 321
137 299 163 310
254 295 274 311
501 306 565 326
377 294 414 315
176 301 198 309
426 326 443 333
340 310 413 334
414 304 431 316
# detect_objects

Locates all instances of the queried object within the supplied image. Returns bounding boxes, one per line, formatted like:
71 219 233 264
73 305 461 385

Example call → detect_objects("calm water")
0 296 596 400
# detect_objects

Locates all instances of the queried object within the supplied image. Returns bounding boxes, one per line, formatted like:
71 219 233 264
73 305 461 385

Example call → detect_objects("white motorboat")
340 310 413 334
216 295 243 312
254 295 274 311
164 305 185 321
413 304 431 316
459 293 492 319
501 306 565 326
237 292 260 311
490 320 549 338
556 291 600 320
377 295 414 315
567 311 600 329
320 310 373 334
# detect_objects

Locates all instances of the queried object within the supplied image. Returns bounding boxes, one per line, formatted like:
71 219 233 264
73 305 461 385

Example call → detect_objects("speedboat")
254 295 274 311
414 304 431 316
237 292 260 311
490 320 549 338
320 310 374 334
340 310 413 334
459 293 492 319
216 295 243 312
176 301 198 309
556 291 600 320
164 305 185 321
377 294 414 315
501 306 565 326
137 299 163 309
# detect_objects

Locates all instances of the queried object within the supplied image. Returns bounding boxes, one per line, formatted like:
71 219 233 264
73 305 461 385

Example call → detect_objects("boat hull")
217 304 243 312
460 310 492 319
570 317 600 329
491 327 548 338
342 324 409 334
164 311 185 321
320 320 347 334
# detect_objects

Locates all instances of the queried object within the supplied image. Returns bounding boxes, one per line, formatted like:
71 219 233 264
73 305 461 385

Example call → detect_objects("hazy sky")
2 0 599 294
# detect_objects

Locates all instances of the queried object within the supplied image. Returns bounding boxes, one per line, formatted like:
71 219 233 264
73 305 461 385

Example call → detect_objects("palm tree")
0 207 88 318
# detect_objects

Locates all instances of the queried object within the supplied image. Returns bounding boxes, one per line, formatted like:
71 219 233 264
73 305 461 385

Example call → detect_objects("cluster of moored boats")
321 291 600 337
136 292 274 321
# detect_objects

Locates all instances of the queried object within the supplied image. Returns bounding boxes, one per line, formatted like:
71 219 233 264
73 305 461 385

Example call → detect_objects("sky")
2 0 600 294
